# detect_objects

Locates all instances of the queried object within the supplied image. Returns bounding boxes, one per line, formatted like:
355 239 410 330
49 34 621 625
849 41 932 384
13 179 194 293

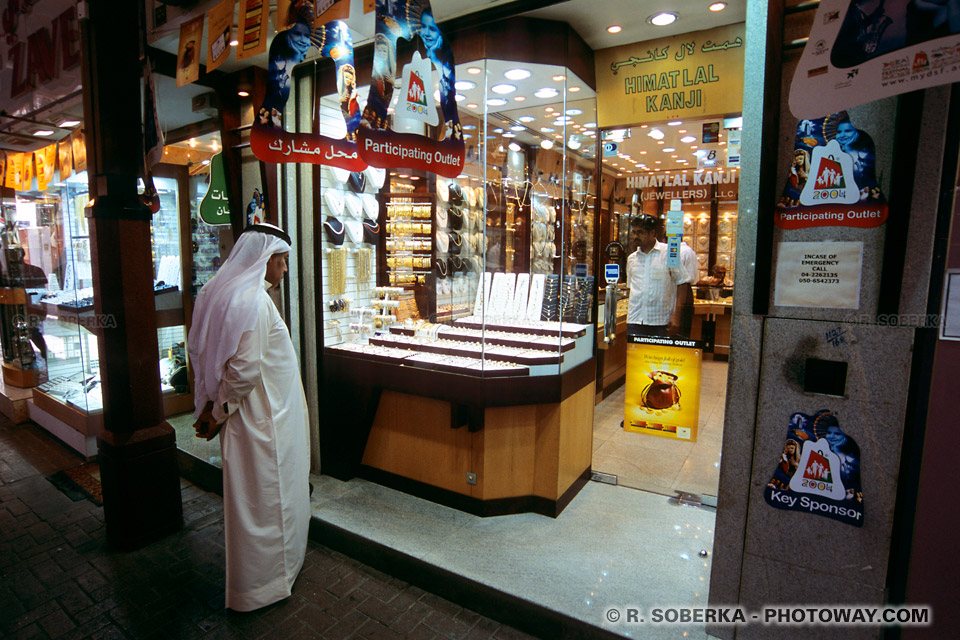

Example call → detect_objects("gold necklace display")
357 247 372 285
328 247 347 296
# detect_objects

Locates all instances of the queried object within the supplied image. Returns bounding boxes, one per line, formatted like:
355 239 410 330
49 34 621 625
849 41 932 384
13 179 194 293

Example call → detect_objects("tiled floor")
0 418 534 640
592 360 728 498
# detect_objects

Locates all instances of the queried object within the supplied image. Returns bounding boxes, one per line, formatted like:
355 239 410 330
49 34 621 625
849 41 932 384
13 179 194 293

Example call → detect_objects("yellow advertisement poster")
206 0 235 73
58 138 73 180
72 132 87 172
34 144 57 191
595 23 744 128
237 0 269 61
176 15 204 87
3 152 21 190
624 337 702 441
21 150 34 189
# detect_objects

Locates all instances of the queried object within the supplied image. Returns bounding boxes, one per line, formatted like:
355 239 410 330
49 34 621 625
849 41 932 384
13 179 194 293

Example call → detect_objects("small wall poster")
624 336 702 442
774 241 863 309
765 410 864 527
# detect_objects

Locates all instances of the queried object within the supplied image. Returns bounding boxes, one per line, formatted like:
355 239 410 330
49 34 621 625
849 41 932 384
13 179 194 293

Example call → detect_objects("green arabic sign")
199 152 231 225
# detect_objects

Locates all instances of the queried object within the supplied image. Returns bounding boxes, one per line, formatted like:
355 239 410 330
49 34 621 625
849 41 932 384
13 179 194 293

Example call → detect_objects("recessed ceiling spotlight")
455 94 466 102
510 125 525 131
237 90 250 97
33 129 54 136
565 108 582 116
552 74 566 82
541 127 555 133
541 139 554 150
647 128 665 140
467 103 478 109
455 80 476 90
189 138 197 148
487 98 507 106
508 142 522 152
504 68 531 80
229 39 239 47
58 119 81 128
535 87 559 99
663 147 676 152
681 135 696 143
585 122 597 128
545 107 555 112
518 116 536 123
607 25 622 34
553 119 567 126
491 83 517 94
649 12 678 26
569 87 581 92
514 96 526 102
503 132 517 138
709 2 727 11
493 128 504 133
467 67 482 74
462 124 477 130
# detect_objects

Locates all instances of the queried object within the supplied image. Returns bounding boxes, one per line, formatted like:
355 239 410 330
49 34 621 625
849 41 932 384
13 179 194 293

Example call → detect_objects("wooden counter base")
359 383 595 517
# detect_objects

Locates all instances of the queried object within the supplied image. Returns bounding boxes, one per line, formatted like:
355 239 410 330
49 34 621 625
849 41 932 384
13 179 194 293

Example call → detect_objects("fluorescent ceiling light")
487 98 507 106
491 83 517 94
681 136 697 143
455 80 476 90
668 120 682 126
58 119 81 128
649 12 678 26
462 124 477 130
663 147 676 152
504 68 531 80
33 129 54 136
503 132 516 138
541 127 555 133
534 88 559 99
510 125 525 131
455 94 465 102
518 116 535 123
569 87 581 92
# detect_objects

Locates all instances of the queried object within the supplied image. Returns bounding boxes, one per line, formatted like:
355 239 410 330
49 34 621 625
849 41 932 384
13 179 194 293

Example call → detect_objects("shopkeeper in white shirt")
626 215 693 337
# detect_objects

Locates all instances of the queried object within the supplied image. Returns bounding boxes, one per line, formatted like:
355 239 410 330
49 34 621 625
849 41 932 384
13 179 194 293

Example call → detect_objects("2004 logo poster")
791 0 960 118
624 336 702 442
764 410 864 527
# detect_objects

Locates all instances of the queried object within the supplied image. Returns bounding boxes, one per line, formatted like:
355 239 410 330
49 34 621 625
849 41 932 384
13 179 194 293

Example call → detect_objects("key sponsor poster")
774 241 863 309
624 335 702 442
765 410 864 527
791 0 960 118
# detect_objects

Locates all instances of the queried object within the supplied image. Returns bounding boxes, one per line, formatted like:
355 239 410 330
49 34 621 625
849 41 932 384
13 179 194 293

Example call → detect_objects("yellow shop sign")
596 23 745 127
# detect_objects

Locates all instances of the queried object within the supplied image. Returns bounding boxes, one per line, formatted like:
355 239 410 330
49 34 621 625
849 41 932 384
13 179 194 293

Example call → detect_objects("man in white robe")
188 223 310 612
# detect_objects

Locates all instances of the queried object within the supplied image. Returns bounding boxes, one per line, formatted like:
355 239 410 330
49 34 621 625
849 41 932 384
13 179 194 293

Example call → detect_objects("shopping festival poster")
791 0 960 118
775 112 887 229
764 410 864 527
175 15 204 88
624 336 702 442
206 0 235 73
357 0 465 177
58 138 73 180
34 144 56 192
249 4 365 170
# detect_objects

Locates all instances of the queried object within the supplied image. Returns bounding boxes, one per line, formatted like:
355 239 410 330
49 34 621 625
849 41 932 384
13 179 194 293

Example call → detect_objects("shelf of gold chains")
384 187 433 288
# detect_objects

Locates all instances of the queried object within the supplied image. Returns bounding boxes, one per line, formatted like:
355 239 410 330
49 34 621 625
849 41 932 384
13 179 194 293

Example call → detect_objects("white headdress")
187 223 291 417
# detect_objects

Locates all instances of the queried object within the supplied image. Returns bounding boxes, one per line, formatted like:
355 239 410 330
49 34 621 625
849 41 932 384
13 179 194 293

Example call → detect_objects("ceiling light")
455 80 476 90
709 2 727 11
663 147 676 152
568 136 581 150
552 74 566 82
33 129 54 136
569 87 581 92
237 90 250 97
58 119 81 128
565 108 582 116
503 132 516 138
189 138 197 148
510 125 525 131
201 159 210 166
467 103 478 109
681 135 696 143
541 139 554 150
535 88 559 99
607 25 622 34
640 150 647 155
211 140 219 151
491 83 517 94
657 140 664 144
649 12 678 26
229 39 239 47
462 124 477 130
545 107 554 112
467 67 482 74
647 128 664 140
504 68 531 80
508 142 522 152
541 127 555 133
518 116 535 123
455 94 466 102
487 98 507 106
493 128 504 133
553 119 567 126
585 122 597 128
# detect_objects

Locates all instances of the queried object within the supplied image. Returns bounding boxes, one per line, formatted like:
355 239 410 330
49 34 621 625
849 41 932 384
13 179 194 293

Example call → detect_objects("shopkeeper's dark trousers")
627 323 671 338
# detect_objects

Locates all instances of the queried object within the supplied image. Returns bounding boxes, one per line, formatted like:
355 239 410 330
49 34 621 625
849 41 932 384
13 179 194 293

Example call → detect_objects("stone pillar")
80 0 182 549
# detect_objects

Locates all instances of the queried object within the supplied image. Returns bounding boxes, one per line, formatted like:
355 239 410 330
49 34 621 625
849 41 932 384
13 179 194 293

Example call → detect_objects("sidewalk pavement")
0 418 535 640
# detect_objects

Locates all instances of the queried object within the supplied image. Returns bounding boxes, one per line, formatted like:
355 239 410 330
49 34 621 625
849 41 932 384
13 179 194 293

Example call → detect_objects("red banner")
250 124 366 171
774 204 888 230
357 126 464 179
